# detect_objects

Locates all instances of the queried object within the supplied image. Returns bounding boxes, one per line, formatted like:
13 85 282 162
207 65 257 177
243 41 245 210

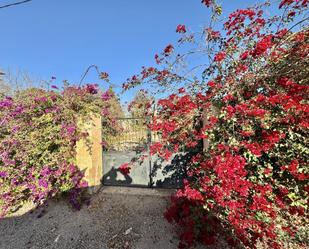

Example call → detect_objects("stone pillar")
76 115 103 193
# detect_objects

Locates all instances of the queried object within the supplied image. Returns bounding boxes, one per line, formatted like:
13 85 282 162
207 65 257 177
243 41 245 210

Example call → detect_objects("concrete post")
76 115 103 193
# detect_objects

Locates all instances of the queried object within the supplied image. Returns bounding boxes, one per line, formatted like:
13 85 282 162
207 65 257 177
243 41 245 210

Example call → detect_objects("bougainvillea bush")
124 0 308 248
0 84 118 217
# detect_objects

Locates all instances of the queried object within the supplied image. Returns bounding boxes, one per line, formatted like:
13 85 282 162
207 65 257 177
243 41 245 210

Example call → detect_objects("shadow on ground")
0 186 228 249
0 186 182 249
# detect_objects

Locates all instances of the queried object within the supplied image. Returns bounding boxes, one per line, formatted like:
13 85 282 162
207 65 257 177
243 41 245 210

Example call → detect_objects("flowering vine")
0 84 118 216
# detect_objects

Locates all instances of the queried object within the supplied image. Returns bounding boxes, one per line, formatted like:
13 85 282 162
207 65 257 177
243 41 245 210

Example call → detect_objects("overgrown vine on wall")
0 84 119 217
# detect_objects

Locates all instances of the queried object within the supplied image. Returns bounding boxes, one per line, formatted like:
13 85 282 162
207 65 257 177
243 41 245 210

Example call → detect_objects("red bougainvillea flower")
208 81 216 87
214 51 226 62
240 51 250 60
122 83 129 90
176 183 204 202
176 24 187 33
206 28 221 40
150 142 164 155
178 87 186 93
100 72 109 80
119 163 131 175
279 0 294 8
120 1 309 248
252 35 273 57
278 0 308 9
155 54 161 64
164 44 174 56
201 0 212 7
288 11 296 17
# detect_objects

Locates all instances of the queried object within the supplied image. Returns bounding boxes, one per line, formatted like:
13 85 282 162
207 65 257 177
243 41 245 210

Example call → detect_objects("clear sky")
0 0 260 102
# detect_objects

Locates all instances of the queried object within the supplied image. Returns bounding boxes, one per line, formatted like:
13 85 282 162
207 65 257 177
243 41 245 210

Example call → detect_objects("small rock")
54 234 60 243
124 227 132 235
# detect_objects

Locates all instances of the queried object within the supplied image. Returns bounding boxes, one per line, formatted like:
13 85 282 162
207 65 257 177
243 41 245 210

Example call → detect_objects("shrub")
0 84 118 216
124 1 308 248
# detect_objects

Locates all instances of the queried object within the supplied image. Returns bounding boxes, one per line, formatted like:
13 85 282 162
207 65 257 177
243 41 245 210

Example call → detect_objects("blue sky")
0 0 260 102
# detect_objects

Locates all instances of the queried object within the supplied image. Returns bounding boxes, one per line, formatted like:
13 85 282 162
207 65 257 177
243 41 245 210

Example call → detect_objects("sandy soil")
0 187 184 249
0 186 231 249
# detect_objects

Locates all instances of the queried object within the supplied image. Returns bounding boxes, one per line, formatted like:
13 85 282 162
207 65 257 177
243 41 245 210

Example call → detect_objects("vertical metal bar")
147 116 153 187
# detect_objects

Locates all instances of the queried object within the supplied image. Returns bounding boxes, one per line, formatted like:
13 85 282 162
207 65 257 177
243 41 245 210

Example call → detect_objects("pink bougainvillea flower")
102 107 110 116
101 90 112 101
40 167 52 177
38 179 49 188
78 180 88 188
0 97 13 108
0 171 7 178
85 84 99 94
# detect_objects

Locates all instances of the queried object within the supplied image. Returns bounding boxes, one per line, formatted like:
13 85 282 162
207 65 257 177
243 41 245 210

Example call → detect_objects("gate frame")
102 116 155 188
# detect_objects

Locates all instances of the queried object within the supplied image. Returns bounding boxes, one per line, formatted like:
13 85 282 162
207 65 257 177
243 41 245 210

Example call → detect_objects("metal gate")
102 117 185 188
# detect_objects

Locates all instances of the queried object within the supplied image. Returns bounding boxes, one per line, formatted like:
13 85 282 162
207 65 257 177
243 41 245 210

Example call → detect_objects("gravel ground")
0 187 190 249
0 186 230 249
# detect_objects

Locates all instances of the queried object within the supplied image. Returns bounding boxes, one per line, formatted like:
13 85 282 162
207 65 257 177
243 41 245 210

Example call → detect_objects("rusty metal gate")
102 117 185 188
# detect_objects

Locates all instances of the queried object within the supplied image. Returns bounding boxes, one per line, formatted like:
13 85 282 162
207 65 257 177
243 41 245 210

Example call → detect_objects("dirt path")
0 187 183 249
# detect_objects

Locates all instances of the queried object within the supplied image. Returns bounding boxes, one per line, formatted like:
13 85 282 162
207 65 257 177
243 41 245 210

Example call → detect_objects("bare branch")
0 0 32 9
